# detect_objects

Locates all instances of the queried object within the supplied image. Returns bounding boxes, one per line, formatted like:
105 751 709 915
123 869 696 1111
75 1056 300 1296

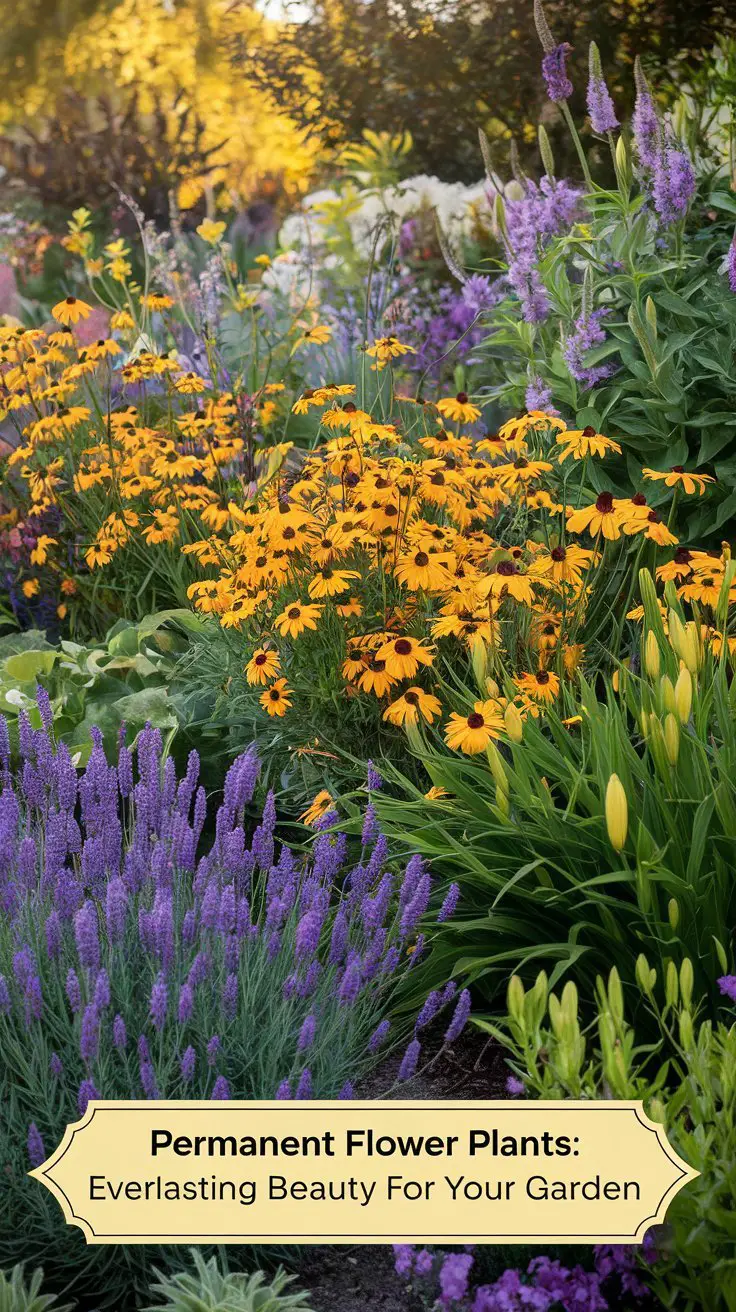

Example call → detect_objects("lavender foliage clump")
0 700 460 1154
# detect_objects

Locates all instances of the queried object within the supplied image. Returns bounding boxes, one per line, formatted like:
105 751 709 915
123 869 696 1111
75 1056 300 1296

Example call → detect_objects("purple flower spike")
77 1078 99 1115
652 146 696 225
296 1068 313 1099
298 1014 317 1051
587 43 618 133
506 1075 526 1097
27 1122 46 1168
398 1038 421 1082
437 883 460 923
276 1078 292 1100
439 1252 474 1304
718 975 736 1003
212 1075 230 1100
445 989 472 1044
180 1046 196 1083
542 43 573 103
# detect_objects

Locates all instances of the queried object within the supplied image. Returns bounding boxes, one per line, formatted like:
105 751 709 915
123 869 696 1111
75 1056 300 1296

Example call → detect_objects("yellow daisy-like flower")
444 700 505 754
29 534 57 566
174 372 208 394
365 335 417 362
566 492 623 541
394 549 454 592
51 296 93 326
275 602 323 638
513 669 560 703
196 219 227 245
260 678 292 717
307 567 361 599
383 687 442 726
436 392 481 424
297 324 333 346
556 427 622 462
376 635 435 680
641 466 715 496
299 790 334 827
21 578 40 598
245 648 281 685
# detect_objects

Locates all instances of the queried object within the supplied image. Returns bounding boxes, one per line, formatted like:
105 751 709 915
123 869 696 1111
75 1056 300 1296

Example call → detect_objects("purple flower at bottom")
506 1075 526 1097
27 1122 45 1168
50 1052 63 1080
542 43 573 102
393 1244 415 1277
338 1080 354 1100
275 1079 292 1100
718 975 736 1003
366 761 383 791
437 883 460 923
212 1075 230 1100
113 1014 127 1052
414 1249 434 1277
439 1252 474 1304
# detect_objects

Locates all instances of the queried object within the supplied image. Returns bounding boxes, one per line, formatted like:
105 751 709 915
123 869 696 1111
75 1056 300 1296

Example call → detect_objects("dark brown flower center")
414 551 429 567
467 712 485 729
404 690 420 705
536 671 550 684
595 492 614 513
287 606 301 619
394 639 412 655
255 653 267 665
551 546 566 561
583 425 596 437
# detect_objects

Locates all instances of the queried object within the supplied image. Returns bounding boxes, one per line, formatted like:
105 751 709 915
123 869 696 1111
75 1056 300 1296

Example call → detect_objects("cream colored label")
30 1100 698 1245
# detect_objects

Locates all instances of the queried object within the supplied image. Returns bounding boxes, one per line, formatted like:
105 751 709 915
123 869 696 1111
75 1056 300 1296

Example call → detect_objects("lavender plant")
0 694 463 1301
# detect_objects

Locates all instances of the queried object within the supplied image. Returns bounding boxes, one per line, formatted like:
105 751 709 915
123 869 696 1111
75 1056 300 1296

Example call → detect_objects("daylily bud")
605 773 628 851
665 960 679 1008
675 666 692 724
668 610 687 662
682 621 702 674
644 630 660 680
504 702 523 743
668 898 680 930
664 713 680 765
680 958 694 1009
660 675 675 714
645 296 657 338
648 1097 666 1124
679 1009 694 1050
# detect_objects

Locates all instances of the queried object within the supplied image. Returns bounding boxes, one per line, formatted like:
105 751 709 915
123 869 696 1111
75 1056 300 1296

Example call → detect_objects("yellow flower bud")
508 975 525 1024
660 675 675 714
504 702 523 743
680 958 694 1009
644 630 660 680
605 773 628 852
664 713 680 765
668 610 687 662
674 665 692 724
668 898 680 930
682 621 702 674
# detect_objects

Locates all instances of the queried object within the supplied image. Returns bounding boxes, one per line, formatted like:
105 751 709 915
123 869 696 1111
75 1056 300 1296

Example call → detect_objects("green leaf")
3 650 57 681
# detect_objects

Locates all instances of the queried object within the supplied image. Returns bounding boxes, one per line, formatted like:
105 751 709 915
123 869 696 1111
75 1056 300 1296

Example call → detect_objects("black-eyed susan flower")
437 392 481 424
29 534 57 566
444 700 505 754
641 466 715 496
245 648 281 685
260 678 292 717
365 335 416 363
357 657 398 697
299 790 334 826
307 567 361 599
52 296 93 325
480 559 535 606
556 426 622 462
566 492 623 541
656 548 694 583
274 602 323 638
383 687 442 726
296 324 332 346
513 669 560 703
394 549 454 592
377 635 434 680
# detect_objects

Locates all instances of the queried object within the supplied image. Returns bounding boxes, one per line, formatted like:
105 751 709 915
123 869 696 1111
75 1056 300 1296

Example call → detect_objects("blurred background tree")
236 0 735 182
0 0 320 227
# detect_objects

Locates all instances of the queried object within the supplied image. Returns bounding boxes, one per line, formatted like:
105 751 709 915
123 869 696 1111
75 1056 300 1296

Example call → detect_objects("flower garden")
0 0 735 1307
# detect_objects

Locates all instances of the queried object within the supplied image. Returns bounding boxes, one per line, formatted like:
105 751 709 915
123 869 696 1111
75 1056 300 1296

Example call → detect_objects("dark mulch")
303 1027 510 1311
